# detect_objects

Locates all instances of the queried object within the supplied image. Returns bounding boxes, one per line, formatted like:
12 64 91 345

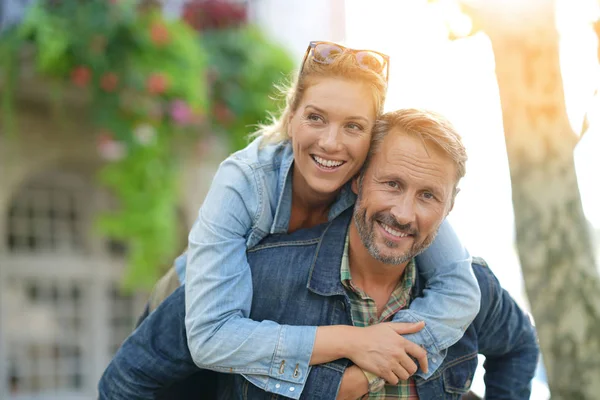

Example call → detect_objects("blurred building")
0 59 229 399
0 0 346 398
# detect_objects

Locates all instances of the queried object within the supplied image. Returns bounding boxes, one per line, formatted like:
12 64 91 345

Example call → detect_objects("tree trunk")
468 0 600 398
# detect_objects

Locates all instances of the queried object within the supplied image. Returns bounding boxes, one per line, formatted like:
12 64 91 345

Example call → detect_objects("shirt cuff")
244 325 317 398
271 325 316 381
243 370 312 400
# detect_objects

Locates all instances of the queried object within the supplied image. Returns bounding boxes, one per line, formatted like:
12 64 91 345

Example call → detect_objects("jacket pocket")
442 354 478 396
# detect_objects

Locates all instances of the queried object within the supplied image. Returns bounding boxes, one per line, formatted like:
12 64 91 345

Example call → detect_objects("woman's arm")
184 156 430 397
184 157 316 396
391 219 481 378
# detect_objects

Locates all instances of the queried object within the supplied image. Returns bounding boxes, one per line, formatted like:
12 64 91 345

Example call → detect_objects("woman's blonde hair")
253 50 388 145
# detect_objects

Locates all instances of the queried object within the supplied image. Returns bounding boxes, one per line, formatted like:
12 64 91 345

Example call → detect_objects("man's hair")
360 108 468 188
252 51 388 144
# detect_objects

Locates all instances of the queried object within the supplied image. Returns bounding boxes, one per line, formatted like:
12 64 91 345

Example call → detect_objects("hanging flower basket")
0 0 294 290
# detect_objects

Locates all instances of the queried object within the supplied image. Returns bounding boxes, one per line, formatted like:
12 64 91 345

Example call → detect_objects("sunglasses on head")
300 41 390 81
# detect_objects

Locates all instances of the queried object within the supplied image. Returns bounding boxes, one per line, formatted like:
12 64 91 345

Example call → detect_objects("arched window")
1 168 146 398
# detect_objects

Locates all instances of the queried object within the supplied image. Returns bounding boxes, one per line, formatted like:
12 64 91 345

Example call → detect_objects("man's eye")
422 192 435 200
386 181 398 188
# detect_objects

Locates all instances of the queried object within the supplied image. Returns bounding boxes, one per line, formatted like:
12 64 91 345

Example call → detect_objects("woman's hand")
347 322 428 385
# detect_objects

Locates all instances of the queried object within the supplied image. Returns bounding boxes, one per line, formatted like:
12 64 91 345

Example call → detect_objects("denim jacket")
98 209 538 400
180 136 480 397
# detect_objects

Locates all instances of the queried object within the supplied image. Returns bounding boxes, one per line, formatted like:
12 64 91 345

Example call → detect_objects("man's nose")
318 126 342 153
390 196 416 226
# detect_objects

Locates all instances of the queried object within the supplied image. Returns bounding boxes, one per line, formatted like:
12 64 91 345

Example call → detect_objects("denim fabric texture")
178 136 480 396
99 209 538 400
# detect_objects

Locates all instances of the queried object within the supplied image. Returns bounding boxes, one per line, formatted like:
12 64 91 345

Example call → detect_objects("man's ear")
351 175 360 195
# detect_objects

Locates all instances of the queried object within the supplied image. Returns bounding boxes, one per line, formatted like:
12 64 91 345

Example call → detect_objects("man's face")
352 128 457 265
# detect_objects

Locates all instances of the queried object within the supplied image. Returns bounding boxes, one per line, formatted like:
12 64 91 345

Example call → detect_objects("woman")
181 40 481 396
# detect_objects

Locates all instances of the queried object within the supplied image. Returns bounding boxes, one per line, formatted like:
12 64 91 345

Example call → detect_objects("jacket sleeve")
184 157 316 398
393 219 481 378
472 259 540 400
298 360 349 400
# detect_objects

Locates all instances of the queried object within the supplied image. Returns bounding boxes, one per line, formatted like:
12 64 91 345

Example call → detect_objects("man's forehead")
371 129 456 182
377 129 440 162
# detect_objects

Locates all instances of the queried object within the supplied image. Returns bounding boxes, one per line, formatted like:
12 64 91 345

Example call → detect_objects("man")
99 109 539 399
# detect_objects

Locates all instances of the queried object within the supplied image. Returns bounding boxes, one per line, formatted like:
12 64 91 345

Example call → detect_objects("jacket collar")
271 141 295 234
307 208 426 300
307 208 353 297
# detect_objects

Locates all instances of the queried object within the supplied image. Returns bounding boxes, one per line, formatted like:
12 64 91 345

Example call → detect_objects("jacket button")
339 301 346 310
465 379 472 388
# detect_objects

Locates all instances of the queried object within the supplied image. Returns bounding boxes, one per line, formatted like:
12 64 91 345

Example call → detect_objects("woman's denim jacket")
180 136 480 397
98 210 538 400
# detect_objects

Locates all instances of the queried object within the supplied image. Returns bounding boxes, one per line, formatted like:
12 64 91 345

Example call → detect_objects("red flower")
97 131 114 147
183 0 247 31
147 73 169 95
213 102 234 124
100 72 119 92
150 22 170 46
71 66 91 87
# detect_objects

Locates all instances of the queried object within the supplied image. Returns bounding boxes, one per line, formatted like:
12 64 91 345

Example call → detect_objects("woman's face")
288 77 377 200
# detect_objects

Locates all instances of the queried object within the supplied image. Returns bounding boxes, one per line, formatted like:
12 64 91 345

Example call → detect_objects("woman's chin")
306 178 346 198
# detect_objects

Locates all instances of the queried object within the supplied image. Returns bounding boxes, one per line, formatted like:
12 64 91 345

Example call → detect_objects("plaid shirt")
340 236 419 400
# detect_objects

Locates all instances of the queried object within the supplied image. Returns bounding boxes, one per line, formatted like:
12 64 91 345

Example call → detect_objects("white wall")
249 0 346 61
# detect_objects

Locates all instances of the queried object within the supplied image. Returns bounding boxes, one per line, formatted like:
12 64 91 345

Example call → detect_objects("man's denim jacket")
180 135 480 396
99 209 539 400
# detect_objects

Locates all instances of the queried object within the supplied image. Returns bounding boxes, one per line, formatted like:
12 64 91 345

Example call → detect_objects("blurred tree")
580 12 600 138
445 0 600 397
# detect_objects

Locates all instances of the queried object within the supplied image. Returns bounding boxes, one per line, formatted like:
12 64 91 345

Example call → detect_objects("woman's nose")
318 127 342 152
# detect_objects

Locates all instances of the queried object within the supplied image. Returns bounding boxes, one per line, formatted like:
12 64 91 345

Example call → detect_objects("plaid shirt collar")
340 234 416 322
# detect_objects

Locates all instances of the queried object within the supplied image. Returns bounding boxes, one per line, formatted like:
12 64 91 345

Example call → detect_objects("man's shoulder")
249 209 353 253
470 257 499 297
249 220 330 253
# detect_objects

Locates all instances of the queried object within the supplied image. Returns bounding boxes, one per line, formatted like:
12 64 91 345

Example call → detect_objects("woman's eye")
307 113 324 122
346 122 363 131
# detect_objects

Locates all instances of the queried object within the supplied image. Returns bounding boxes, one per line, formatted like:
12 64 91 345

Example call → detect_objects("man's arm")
472 259 539 400
295 360 370 400
336 366 369 400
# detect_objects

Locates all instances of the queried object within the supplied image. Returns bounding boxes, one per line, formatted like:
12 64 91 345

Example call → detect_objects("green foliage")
203 26 295 150
0 0 294 290
97 135 180 289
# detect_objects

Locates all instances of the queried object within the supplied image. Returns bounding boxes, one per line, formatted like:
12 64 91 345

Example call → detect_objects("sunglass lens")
313 43 344 63
355 51 386 73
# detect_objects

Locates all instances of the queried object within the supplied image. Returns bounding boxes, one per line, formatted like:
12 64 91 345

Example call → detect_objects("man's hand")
347 322 428 385
336 365 369 400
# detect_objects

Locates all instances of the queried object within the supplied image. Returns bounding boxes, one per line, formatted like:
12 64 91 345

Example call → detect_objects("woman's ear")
287 113 295 138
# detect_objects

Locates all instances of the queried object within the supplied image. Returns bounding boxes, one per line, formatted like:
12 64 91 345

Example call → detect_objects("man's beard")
353 194 438 265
